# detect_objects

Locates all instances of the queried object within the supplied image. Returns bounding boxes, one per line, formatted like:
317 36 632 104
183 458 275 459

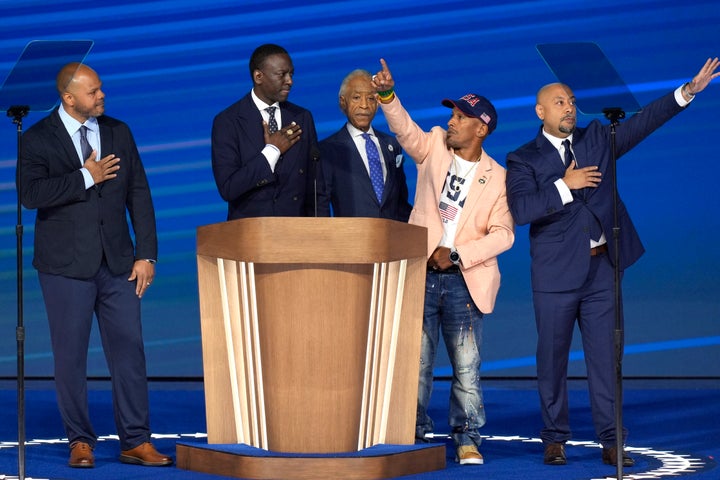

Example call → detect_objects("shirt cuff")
263 144 281 172
80 168 94 189
674 85 693 107
555 178 573 205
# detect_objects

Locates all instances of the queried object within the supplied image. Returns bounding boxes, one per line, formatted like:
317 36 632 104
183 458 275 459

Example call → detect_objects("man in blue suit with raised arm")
506 57 719 467
319 69 412 221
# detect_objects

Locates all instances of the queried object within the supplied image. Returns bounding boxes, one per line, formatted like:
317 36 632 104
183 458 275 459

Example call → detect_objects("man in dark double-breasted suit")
20 62 171 468
319 69 412 221
506 57 719 467
212 44 324 219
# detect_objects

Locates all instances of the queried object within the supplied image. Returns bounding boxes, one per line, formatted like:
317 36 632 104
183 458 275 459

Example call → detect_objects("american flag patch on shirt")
439 201 458 221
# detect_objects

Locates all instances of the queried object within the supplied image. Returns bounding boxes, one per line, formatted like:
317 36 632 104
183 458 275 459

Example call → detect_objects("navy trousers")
38 263 152 450
533 252 627 448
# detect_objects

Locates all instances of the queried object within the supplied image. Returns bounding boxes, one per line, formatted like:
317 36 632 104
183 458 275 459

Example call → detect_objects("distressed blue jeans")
416 269 485 448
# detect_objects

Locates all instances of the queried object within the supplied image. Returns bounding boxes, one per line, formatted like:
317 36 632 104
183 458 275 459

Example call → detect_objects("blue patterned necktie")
361 132 384 202
265 106 278 134
79 125 93 161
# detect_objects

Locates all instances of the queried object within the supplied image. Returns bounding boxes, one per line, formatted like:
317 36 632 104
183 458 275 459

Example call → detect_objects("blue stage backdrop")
0 1 718 379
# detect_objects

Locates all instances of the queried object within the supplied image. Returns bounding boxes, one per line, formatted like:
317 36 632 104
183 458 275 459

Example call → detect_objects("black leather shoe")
602 446 635 467
543 443 567 465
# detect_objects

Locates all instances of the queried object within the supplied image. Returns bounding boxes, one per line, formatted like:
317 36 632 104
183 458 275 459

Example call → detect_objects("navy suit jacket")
506 91 685 292
211 93 323 219
319 125 412 221
20 108 157 279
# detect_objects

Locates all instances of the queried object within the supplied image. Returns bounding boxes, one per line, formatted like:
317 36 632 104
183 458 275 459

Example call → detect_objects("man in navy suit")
319 69 412 221
212 44 325 219
506 57 719 467
20 63 172 468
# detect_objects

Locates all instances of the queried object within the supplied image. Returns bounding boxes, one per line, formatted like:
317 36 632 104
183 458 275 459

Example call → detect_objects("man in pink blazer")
373 59 514 466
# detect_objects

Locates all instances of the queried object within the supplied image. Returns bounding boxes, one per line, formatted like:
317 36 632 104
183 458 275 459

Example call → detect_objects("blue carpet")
0 379 717 479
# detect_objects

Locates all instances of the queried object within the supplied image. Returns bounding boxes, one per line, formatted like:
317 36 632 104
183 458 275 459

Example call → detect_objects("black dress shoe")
544 443 567 465
602 446 635 467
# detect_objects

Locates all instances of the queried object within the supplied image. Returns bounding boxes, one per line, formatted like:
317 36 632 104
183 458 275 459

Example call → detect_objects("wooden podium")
176 217 445 479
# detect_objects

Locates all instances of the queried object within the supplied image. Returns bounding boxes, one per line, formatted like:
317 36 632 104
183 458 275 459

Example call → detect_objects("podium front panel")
197 218 426 454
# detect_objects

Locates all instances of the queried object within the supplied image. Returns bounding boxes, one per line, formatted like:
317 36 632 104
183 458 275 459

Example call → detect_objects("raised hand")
686 57 720 95
371 58 395 94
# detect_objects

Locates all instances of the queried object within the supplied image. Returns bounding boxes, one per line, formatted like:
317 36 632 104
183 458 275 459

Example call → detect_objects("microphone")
311 145 320 217
311 145 320 162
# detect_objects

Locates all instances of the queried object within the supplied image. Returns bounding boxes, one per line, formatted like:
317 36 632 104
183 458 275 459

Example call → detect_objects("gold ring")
286 129 293 136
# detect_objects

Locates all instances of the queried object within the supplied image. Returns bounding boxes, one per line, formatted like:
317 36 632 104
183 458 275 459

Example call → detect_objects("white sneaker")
456 444 484 465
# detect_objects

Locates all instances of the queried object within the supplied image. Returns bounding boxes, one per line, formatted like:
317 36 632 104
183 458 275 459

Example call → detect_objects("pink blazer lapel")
456 153 493 232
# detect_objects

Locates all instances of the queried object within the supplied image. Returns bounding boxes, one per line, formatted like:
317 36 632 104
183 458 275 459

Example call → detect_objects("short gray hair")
338 69 372 98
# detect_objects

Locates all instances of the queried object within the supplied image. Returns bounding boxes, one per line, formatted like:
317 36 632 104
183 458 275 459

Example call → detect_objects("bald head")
57 63 92 95
536 83 572 105
535 82 576 138
56 63 105 122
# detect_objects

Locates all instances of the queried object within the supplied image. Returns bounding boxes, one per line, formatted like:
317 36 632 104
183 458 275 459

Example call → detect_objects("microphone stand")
603 106 626 480
312 146 320 217
7 105 29 480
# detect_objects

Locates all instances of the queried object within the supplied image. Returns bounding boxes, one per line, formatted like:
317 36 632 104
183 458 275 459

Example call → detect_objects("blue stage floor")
0 378 717 479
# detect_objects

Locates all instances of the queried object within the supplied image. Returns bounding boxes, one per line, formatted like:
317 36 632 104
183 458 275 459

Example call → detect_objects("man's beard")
559 115 575 135
78 104 103 119
559 124 575 135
